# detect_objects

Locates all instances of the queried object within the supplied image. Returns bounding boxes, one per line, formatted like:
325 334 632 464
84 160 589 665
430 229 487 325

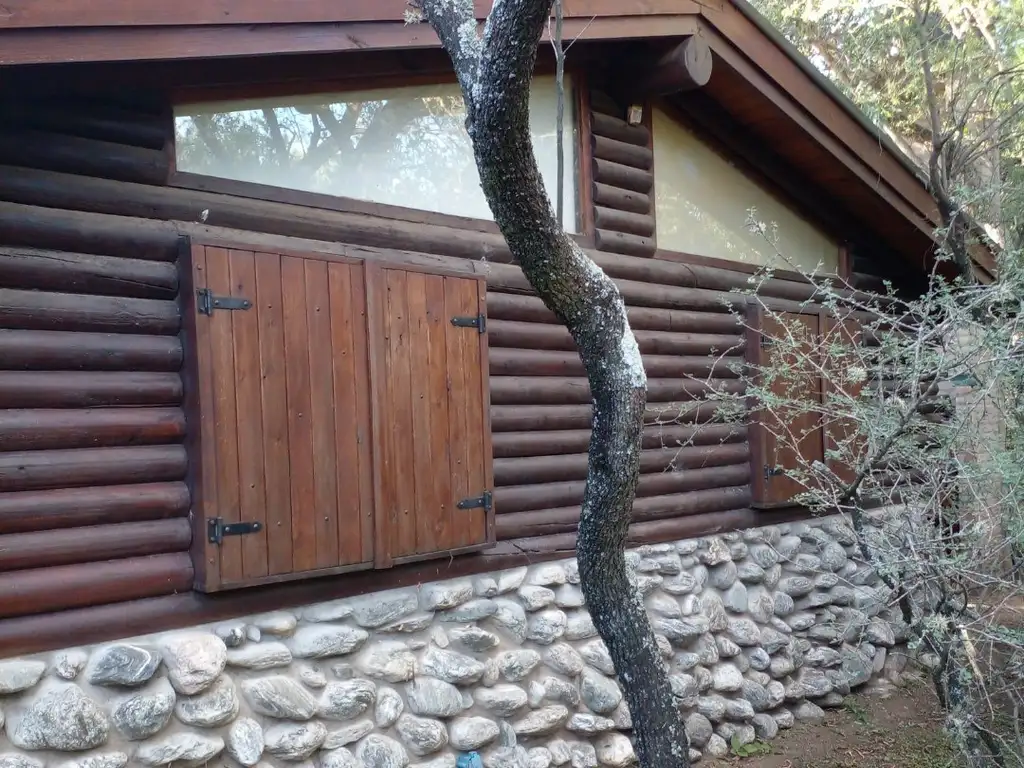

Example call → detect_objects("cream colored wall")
653 108 838 274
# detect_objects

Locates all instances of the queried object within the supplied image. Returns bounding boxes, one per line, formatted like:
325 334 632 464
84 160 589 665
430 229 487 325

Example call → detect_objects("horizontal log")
486 293 741 333
592 158 653 193
589 90 624 118
593 207 655 238
7 100 170 150
0 329 183 371
497 485 753 538
0 519 191 572
0 371 182 408
489 348 742 379
0 201 180 261
489 319 743 356
595 228 657 257
0 246 178 299
490 376 745 406
492 422 746 457
495 463 751 514
0 445 188 493
490 402 730 432
0 408 186 451
0 553 194 618
590 111 650 146
0 482 190 534
0 128 169 185
495 443 750 486
627 36 713 96
0 288 180 335
592 182 651 215
591 135 653 170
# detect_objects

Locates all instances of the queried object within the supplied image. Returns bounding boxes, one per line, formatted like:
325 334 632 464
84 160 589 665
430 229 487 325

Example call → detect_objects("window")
175 77 578 231
652 108 838 274
187 242 493 591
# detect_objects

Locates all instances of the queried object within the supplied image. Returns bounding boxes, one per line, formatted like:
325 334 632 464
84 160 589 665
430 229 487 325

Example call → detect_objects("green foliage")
844 697 871 725
730 736 772 757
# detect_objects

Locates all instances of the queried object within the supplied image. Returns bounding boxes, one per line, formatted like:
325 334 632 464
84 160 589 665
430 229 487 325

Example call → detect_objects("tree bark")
416 1 690 765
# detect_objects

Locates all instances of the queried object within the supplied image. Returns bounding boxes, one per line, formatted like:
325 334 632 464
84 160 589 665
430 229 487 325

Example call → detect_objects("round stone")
159 633 226 695
396 714 448 756
228 718 265 766
450 717 501 751
264 721 327 761
110 679 175 741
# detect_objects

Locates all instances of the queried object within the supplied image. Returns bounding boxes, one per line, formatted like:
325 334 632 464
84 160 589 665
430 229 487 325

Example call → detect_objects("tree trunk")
417 1 690 765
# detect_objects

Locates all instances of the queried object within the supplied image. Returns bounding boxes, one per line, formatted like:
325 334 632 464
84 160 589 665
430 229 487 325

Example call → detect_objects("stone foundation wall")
0 516 910 768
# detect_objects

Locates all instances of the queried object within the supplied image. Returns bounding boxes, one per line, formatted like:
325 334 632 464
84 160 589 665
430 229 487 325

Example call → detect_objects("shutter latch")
764 464 784 481
208 517 263 544
451 314 486 333
457 491 493 512
197 288 252 315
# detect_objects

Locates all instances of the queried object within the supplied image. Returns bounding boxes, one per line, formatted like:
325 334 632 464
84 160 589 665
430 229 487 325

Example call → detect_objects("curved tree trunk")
416 1 690 765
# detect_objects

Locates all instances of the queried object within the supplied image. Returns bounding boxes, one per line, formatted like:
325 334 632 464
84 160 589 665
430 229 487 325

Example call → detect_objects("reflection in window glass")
653 108 837 273
174 78 578 231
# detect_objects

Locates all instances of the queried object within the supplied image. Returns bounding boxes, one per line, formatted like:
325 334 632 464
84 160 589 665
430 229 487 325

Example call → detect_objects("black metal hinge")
197 288 252 316
457 490 493 512
760 334 774 350
764 464 784 481
208 517 263 544
451 314 486 333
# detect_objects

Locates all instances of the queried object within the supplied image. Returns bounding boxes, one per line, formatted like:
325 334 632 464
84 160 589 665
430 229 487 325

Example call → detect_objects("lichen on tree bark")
413 0 691 764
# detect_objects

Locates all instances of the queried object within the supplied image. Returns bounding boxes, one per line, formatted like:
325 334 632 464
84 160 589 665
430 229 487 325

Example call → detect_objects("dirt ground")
705 675 959 768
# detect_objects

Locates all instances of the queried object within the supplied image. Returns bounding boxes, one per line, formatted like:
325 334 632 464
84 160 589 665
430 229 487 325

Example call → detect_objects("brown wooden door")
190 245 373 590
368 264 493 567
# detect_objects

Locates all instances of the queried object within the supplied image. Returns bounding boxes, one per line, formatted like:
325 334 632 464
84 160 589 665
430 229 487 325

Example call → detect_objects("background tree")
408 1 692 766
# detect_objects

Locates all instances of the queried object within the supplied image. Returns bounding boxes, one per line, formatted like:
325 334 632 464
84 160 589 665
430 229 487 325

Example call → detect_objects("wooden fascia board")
0 0 700 29
0 15 699 67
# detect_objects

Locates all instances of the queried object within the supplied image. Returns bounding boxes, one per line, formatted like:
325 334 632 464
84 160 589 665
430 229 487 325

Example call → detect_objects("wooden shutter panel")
190 245 373 591
368 264 493 567
755 310 825 506
823 315 865 486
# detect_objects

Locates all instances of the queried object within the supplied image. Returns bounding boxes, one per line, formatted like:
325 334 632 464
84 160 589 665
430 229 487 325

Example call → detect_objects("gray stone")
711 663 743 692
865 618 896 647
498 650 542 681
726 618 761 647
302 599 353 623
8 681 109 751
529 564 568 586
806 647 842 667
485 747 530 768
697 695 727 723
226 641 293 670
684 713 714 748
322 748 361 768
594 734 635 767
773 708 795 729
715 636 741 658
654 616 709 644
134 734 225 767
815 573 840 589
54 755 128 768
840 646 873 687
565 613 597 640
764 564 782 590
769 654 796 678
0 757 43 768
396 714 448 756
475 577 499 597
421 648 485 685
661 572 697 595
773 592 795 616
518 586 556 611
355 642 417 683
705 734 729 759
656 635 673 659
695 634 719 666
252 611 298 635
159 632 226 695
708 561 738 590
441 599 499 623
580 670 621 714
477 684 529 716
415 756 458 768
422 582 473 611
370 687 404 728
765 681 785 709
299 665 328 689
778 577 814 597
227 718 264 766
748 544 780 569
491 600 528 642
799 669 833 699
549 741 572 766
789 553 821 573
567 714 616 734
725 698 755 720
737 561 766 584
723 581 748 613
746 647 770 671
111 679 175 740
287 625 370 659
406 678 465 717
647 593 682 618
513 706 570 736
792 701 826 724
318 679 376 720
242 676 318 720
786 612 816 631
497 567 529 593
700 592 728 631
358 735 411 768
819 692 847 707
527 747 553 768
351 591 420 628
86 646 158 688
175 674 239 728
450 717 501 750
544 643 585 677
699 538 732 566
751 712 779 741
669 673 698 703
527 610 568 645
264 722 327 761
821 542 848 570
53 650 88 681
748 588 775 624
569 744 598 768
760 627 790 654
450 627 501 652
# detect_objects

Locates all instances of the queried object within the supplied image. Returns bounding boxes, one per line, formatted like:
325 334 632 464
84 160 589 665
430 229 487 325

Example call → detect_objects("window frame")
168 71 586 237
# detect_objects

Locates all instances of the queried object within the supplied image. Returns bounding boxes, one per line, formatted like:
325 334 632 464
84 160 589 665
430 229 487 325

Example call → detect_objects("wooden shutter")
823 315 865 486
753 310 825 506
368 264 494 567
189 245 374 591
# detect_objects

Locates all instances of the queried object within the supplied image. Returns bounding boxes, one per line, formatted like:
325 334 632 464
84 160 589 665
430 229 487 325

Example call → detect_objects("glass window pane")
175 77 578 232
653 108 838 273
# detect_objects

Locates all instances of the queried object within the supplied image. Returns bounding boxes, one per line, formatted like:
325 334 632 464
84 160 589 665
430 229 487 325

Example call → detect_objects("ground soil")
705 674 958 768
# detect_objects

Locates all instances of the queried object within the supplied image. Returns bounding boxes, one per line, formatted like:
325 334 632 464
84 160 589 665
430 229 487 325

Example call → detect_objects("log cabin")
0 2 996 765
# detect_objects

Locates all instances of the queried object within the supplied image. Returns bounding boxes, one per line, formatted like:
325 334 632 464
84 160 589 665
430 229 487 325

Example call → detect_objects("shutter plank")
423 274 454 556
444 276 473 550
385 269 417 560
406 272 436 556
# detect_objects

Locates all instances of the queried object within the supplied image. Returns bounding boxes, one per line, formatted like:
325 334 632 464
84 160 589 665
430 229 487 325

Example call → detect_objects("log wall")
0 84 877 654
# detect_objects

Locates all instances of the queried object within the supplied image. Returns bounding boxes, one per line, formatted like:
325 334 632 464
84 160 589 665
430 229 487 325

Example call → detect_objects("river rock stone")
565 613 597 640
422 581 473 611
355 642 417 683
325 720 374 750
242 676 319 720
351 591 419 629
396 714 448 756
787 612 816 631
497 650 541 681
0 757 43 768
450 717 501 750
554 585 585 608
287 626 370 659
485 746 529 768
302 599 353 623
52 650 88 681
513 706 570 736
226 642 293 670
322 748 361 768
792 701 826 724
265 722 327 761
567 714 616 734
580 670 622 714
159 633 226 695
684 712 714 747
372 687 404 728
489 599 528 643
699 538 732 566
778 577 815 597
175 674 239 727
711 663 743 692
708 561 738 590
358 735 410 768
227 718 264 766
726 618 760 647
450 627 501 652
53 754 128 768
86 646 159 688
527 610 568 645
865 618 896 647
840 646 873 687
737 561 766 584
422 648 485 684
110 679 175 740
134 734 224 767
594 733 635 767
760 627 790 655
318 679 376 720
8 681 109 751
705 734 729 759
476 684 529 717
518 586 556 611
406 678 465 717
569 742 598 768
723 582 748 613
